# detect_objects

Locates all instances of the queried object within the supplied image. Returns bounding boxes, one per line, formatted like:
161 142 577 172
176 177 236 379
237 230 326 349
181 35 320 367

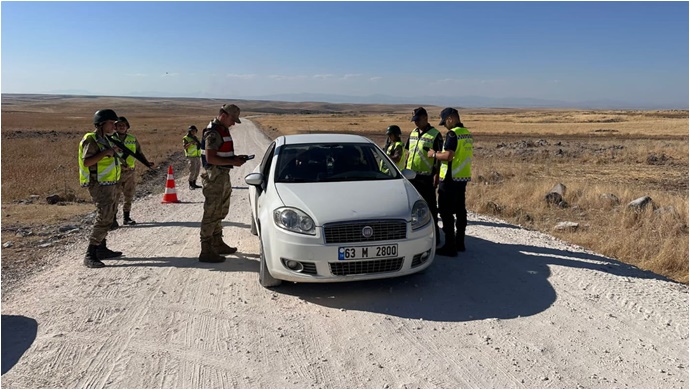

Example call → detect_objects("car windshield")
274 143 401 183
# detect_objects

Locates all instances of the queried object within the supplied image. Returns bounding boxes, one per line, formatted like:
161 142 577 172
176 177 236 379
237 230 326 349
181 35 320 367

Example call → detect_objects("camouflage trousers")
88 183 117 245
188 156 201 182
200 165 232 243
115 168 136 213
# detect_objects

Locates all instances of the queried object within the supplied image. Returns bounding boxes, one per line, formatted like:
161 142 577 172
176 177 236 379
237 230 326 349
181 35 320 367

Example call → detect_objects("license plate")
338 244 398 260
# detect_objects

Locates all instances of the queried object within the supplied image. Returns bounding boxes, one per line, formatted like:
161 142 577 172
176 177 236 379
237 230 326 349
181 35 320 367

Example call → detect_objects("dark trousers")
438 180 467 249
410 175 440 238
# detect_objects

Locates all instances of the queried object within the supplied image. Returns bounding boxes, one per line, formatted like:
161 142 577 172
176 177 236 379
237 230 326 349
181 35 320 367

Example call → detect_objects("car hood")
274 179 420 224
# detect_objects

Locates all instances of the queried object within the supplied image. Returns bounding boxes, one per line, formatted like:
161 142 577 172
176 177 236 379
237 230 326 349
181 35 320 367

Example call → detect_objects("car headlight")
273 207 316 235
410 200 431 230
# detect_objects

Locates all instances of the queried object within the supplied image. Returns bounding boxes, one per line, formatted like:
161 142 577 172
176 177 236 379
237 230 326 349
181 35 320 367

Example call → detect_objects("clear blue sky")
2 1 688 108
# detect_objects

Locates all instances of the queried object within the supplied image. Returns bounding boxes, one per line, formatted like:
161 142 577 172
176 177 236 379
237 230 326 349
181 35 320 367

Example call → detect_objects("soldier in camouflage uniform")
78 109 125 268
198 104 250 263
111 116 154 229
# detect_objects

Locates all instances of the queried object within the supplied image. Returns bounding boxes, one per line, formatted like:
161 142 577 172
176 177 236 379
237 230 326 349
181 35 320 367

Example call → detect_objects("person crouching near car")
183 125 203 190
78 109 124 268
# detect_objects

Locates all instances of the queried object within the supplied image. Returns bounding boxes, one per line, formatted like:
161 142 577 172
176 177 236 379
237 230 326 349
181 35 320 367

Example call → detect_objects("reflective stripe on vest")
440 127 473 181
119 134 137 168
201 121 234 163
78 132 121 187
183 136 201 157
406 127 439 174
387 141 407 170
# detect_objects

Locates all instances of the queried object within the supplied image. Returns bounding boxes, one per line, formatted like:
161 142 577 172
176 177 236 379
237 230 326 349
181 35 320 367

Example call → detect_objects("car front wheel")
259 238 281 288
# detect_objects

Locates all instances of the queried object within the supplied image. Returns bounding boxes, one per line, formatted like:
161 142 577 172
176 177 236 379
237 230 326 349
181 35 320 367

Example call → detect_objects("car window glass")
274 143 399 183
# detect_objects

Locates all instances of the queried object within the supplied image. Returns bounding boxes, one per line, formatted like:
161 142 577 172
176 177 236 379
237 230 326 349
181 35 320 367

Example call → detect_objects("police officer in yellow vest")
183 125 203 190
405 107 443 244
111 116 154 229
381 125 407 172
428 107 473 257
78 109 125 268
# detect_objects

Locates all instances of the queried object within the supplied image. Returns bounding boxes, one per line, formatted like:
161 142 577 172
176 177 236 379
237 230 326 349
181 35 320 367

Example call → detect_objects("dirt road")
2 121 688 388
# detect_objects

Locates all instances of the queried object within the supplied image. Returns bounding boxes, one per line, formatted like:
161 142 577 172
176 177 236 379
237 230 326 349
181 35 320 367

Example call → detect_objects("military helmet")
386 125 402 136
93 109 119 125
116 116 130 129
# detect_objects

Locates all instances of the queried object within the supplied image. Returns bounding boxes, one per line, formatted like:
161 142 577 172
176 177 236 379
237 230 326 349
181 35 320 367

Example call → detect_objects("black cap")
410 107 427 122
188 125 198 131
439 107 458 126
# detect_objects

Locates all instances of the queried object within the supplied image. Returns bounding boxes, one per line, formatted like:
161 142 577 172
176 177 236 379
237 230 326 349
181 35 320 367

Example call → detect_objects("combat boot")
199 241 226 263
192 180 203 189
123 211 136 225
110 213 119 231
213 235 237 255
84 244 105 268
97 239 123 259
437 227 457 257
189 181 196 190
456 233 466 252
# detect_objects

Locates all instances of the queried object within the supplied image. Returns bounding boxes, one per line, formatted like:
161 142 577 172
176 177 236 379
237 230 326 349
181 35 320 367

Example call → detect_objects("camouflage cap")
221 104 241 123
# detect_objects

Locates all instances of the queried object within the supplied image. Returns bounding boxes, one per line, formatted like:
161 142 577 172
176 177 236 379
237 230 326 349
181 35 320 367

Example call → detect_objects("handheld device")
244 154 255 160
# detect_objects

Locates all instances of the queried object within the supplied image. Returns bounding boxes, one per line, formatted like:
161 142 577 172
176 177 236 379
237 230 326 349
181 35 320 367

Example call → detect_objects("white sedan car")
245 133 435 287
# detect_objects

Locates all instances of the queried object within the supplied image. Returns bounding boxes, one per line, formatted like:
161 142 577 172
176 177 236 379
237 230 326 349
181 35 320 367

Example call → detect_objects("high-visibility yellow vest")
117 134 137 169
78 132 121 187
440 126 472 181
406 127 440 174
379 141 407 173
183 135 201 157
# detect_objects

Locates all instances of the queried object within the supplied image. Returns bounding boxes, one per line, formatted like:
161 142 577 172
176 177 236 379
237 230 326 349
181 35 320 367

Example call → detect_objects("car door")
254 142 276 233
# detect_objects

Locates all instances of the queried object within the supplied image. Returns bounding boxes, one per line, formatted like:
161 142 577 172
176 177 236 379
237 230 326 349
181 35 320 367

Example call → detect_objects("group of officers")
382 106 472 257
79 104 247 268
78 103 470 269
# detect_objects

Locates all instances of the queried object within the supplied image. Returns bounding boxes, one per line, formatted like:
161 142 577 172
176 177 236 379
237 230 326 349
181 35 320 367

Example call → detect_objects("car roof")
278 133 373 146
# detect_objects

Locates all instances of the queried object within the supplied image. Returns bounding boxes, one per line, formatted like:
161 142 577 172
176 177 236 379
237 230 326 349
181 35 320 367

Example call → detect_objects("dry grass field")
1 95 688 284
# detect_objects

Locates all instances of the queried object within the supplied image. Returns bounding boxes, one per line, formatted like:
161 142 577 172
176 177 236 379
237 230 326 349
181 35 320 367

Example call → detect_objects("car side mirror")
245 172 264 186
401 169 416 180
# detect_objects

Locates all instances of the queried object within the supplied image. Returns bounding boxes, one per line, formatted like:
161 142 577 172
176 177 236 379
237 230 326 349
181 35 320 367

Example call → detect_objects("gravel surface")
2 120 688 388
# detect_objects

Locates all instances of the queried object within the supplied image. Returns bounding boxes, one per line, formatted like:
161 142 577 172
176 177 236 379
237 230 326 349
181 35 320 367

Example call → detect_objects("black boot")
97 239 123 259
193 180 202 189
110 213 119 231
189 181 196 190
456 233 466 252
437 227 457 257
84 244 105 268
123 211 136 225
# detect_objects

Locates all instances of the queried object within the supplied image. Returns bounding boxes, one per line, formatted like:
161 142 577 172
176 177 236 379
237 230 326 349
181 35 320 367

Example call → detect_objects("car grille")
329 257 404 276
323 220 407 244
411 252 429 268
301 262 317 275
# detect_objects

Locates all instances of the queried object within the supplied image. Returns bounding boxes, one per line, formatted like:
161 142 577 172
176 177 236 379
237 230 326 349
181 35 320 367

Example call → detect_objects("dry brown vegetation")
1 95 688 284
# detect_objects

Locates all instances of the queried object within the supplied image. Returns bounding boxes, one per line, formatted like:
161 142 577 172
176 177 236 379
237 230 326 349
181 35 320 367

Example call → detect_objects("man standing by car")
199 104 250 263
183 125 203 190
78 109 125 268
404 107 443 244
111 116 154 228
428 107 472 256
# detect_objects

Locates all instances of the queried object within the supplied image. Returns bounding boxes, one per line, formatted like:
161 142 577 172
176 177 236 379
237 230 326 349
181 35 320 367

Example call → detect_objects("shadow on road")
1 315 37 375
105 254 259 273
277 234 672 322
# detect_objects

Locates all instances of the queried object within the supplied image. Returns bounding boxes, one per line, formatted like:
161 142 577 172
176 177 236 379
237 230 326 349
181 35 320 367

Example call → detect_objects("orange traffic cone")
161 165 180 203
